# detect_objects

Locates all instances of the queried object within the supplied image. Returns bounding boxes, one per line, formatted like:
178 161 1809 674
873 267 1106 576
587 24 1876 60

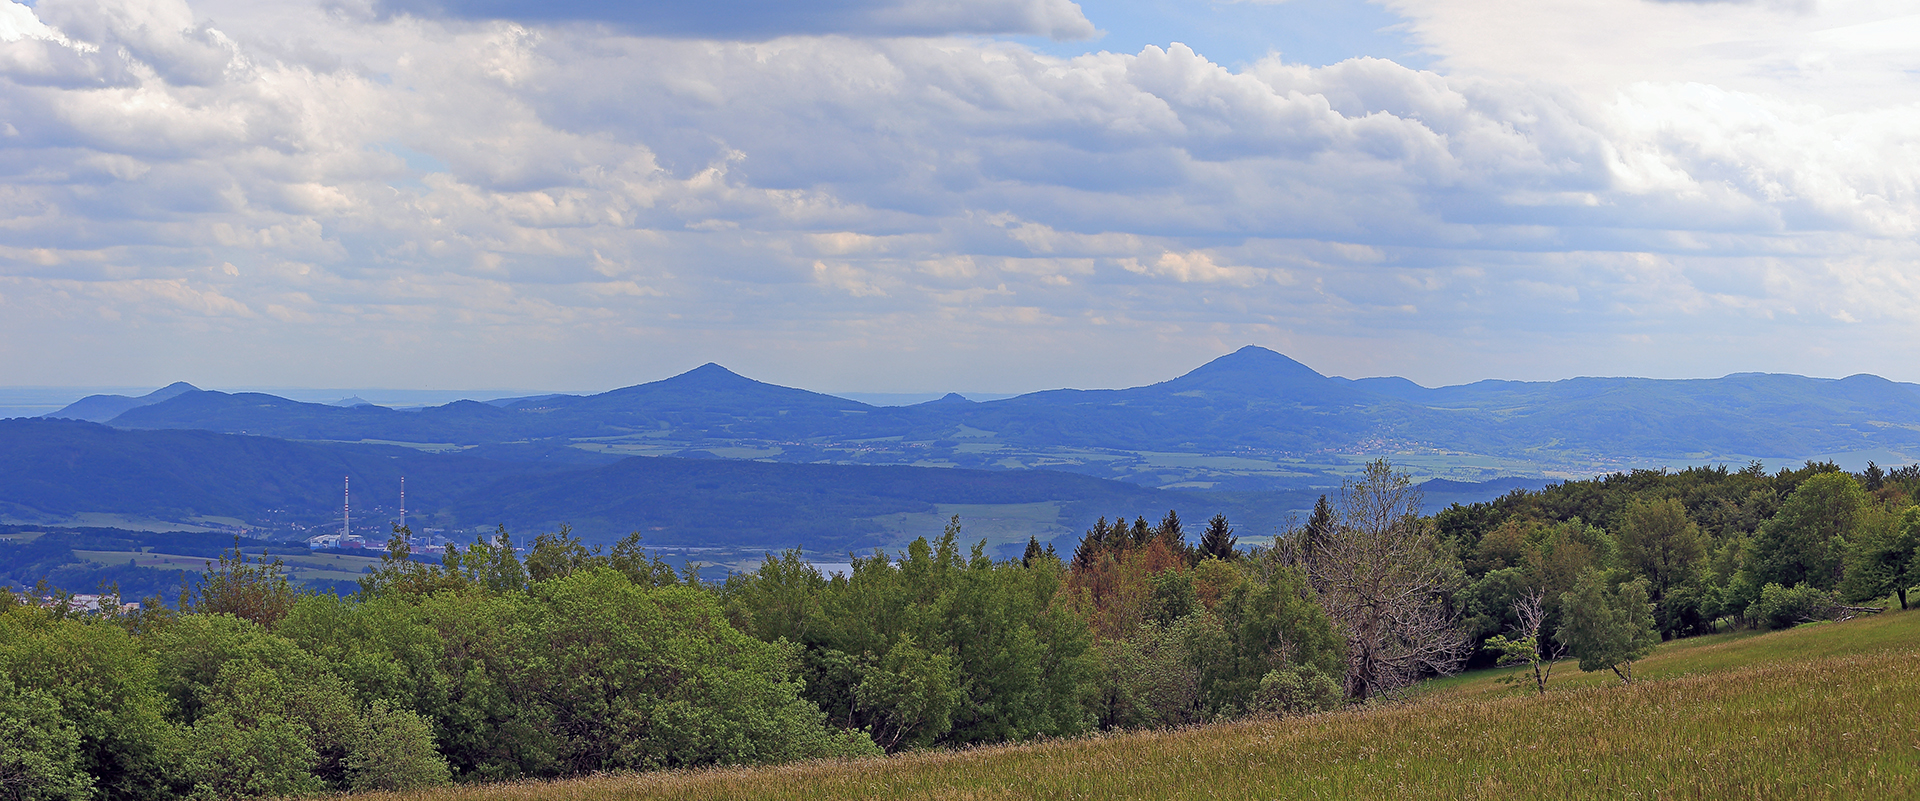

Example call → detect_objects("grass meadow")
356 607 1920 801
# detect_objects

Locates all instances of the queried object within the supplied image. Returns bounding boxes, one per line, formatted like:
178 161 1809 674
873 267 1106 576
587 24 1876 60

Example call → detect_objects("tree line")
1440 460 1920 661
5 459 1917 799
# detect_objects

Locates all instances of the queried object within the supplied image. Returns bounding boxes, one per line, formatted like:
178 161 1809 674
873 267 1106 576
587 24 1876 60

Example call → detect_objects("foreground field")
353 607 1920 801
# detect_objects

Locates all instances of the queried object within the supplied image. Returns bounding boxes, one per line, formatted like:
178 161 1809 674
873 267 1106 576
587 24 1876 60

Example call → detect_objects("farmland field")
72 548 382 584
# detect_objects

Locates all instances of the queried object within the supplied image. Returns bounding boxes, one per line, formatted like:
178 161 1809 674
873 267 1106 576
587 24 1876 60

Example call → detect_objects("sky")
1 0 1917 395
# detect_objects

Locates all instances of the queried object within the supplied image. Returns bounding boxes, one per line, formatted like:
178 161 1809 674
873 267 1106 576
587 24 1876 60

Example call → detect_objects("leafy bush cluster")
2 506 1353 800
0 535 872 800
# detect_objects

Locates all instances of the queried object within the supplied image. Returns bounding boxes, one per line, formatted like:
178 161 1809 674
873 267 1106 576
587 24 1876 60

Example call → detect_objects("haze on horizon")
2 0 1917 394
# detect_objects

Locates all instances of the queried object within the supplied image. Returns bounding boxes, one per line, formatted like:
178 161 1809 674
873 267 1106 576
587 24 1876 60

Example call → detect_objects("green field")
361 607 1920 801
73 548 382 584
859 502 1068 550
0 512 226 533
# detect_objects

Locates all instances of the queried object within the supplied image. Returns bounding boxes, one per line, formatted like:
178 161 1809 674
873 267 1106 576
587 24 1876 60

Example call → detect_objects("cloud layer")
364 0 1099 40
1 0 1917 391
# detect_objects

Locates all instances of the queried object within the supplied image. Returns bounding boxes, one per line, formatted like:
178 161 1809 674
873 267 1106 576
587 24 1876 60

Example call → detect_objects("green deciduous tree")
525 528 679 588
345 700 450 792
1089 615 1208 729
1749 582 1836 629
1749 472 1866 591
1618 497 1709 636
725 517 1093 750
1618 497 1706 600
450 526 528 594
0 607 176 801
1209 561 1344 714
529 568 871 771
0 677 93 801
150 612 449 796
1555 569 1658 685
1840 506 1920 609
359 527 467 598
187 541 300 629
853 635 960 751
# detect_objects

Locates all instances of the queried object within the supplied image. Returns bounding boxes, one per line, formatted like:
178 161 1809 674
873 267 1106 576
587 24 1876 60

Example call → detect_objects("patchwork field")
72 548 382 584
356 606 1920 801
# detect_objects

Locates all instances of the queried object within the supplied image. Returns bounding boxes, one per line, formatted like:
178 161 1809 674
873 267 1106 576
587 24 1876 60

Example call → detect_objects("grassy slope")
359 609 1920 801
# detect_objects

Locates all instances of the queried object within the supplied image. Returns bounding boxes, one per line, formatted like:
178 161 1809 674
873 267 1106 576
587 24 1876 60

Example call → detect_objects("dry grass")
360 609 1920 801
1422 601 1920 703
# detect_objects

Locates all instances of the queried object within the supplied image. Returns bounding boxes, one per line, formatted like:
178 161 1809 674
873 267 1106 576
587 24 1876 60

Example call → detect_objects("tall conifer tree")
1199 514 1238 561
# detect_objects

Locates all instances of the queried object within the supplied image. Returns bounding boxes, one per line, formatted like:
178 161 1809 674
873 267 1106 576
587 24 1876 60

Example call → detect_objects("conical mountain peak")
920 392 973 405
675 362 749 382
1146 346 1370 405
150 381 200 397
586 362 871 411
1161 346 1327 387
1194 346 1323 377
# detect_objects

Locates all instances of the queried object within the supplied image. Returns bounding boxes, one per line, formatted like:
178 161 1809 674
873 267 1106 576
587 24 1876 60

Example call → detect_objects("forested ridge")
63 348 1920 497
5 459 1918 799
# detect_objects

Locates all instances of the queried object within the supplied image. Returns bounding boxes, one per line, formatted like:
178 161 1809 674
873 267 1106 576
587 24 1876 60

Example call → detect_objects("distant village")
9 591 141 614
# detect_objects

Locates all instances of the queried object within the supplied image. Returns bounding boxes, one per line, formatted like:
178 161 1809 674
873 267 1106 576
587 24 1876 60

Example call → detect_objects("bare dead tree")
1489 589 1566 694
1309 460 1470 698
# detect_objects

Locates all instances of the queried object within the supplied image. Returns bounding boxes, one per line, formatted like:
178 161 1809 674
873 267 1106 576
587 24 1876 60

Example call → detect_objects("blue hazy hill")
0 418 1202 552
44 381 199 423
90 346 1920 469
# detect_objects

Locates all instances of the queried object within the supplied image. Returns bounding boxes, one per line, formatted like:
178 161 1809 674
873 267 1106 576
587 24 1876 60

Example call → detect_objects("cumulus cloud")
0 0 1916 389
360 0 1099 40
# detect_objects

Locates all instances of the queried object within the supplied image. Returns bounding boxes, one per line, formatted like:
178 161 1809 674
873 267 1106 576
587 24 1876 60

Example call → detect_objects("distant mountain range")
50 347 1920 483
18 346 1920 538
20 345 1900 587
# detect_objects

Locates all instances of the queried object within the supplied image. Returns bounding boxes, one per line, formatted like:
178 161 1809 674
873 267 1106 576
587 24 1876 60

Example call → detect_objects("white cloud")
0 0 1917 390
364 0 1098 40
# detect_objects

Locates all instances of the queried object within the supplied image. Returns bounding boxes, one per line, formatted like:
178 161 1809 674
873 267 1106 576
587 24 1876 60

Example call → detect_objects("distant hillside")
0 419 1224 554
96 348 1920 471
45 381 199 422
450 455 1182 551
107 391 546 444
0 418 534 529
1339 371 1920 459
1416 477 1554 511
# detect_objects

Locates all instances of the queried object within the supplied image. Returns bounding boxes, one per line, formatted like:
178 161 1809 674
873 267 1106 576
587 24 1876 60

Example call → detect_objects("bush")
346 701 451 792
1090 615 1208 729
1251 664 1342 716
1747 582 1835 630
528 568 878 771
150 613 449 797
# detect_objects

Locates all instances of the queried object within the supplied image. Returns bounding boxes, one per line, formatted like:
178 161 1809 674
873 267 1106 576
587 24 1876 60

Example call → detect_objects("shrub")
1251 663 1342 716
1747 582 1835 630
